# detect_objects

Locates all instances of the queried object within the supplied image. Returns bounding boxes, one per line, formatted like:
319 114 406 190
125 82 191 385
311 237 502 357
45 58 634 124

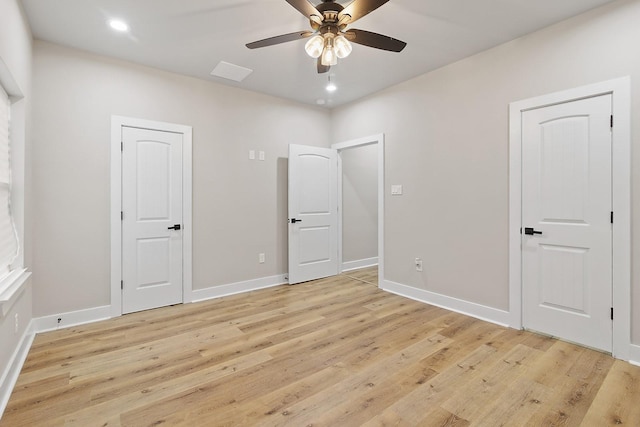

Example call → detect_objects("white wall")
0 0 33 409
341 144 378 263
31 41 331 317
24 0 640 344
331 0 640 343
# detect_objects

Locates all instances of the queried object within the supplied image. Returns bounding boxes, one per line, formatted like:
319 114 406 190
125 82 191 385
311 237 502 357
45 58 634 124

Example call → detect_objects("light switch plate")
259 151 265 161
391 185 403 195
249 150 255 160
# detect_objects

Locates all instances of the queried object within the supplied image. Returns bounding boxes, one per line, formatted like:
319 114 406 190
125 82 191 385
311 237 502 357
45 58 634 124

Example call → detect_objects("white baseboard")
191 274 287 303
342 257 378 272
32 305 112 334
381 279 512 328
0 319 35 417
33 275 289 332
630 344 640 366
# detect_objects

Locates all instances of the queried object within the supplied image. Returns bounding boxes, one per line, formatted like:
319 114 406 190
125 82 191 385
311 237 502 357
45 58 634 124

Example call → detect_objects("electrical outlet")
259 253 265 264
415 258 423 272
14 313 18 333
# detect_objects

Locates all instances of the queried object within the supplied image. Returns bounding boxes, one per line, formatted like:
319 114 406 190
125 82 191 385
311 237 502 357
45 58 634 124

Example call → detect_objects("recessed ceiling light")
109 19 129 33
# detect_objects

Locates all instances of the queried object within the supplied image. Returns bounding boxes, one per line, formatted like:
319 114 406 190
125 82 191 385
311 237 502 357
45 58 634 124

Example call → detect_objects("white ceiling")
21 0 617 108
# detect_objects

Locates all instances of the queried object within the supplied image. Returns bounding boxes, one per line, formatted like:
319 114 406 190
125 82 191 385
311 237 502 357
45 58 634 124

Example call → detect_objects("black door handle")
168 224 181 230
290 218 302 224
524 227 542 235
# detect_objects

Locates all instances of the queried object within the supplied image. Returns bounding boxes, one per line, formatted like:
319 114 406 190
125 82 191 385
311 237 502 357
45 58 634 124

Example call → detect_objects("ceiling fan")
246 0 407 73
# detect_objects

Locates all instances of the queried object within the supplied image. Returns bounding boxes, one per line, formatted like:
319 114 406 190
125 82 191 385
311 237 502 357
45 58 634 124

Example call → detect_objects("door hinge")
121 280 124 290
611 307 614 320
121 211 124 221
610 115 614 129
121 141 124 151
611 211 613 224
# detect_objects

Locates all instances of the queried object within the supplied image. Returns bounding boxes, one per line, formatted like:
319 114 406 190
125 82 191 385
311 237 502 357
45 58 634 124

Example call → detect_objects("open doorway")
333 134 385 286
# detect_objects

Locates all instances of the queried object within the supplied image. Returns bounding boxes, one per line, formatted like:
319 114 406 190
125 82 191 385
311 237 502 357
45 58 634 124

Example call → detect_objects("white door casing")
288 144 339 284
522 94 612 352
111 116 193 317
509 77 631 360
122 127 183 314
332 134 385 285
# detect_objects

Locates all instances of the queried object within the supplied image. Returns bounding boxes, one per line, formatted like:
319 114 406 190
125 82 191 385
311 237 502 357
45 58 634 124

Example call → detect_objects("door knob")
524 227 542 235
290 218 302 224
168 224 181 230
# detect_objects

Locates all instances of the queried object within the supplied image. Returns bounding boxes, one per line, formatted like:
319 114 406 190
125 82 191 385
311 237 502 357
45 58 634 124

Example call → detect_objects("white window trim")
508 77 631 360
0 64 29 318
0 268 31 317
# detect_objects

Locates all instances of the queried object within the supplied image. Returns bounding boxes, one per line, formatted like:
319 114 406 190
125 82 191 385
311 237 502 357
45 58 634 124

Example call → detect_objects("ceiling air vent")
210 61 253 82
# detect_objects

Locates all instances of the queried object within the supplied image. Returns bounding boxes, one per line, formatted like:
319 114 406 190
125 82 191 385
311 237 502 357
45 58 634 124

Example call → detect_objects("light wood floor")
2 268 640 426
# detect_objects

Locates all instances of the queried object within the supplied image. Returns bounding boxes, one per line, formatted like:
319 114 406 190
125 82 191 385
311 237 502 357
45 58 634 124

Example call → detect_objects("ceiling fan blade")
317 58 330 74
345 29 406 52
285 0 322 21
246 31 314 49
338 0 390 24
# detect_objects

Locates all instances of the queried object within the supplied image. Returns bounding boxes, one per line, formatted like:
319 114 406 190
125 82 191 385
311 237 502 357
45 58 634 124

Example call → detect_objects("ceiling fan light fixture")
321 37 338 66
321 47 338 66
334 35 352 59
305 35 324 59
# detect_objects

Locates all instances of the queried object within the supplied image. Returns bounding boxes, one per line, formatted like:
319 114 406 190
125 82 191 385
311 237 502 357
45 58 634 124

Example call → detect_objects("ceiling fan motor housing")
310 1 347 31
317 1 344 14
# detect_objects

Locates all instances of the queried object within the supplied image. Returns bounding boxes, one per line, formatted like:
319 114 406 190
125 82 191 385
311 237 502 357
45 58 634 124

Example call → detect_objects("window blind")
0 85 18 279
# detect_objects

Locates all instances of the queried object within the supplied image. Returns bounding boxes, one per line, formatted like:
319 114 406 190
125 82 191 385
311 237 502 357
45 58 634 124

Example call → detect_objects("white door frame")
508 77 630 359
110 116 193 317
332 134 385 286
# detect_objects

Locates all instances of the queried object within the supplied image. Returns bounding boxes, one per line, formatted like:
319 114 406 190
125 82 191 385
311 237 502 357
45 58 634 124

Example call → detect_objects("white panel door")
522 94 612 352
122 127 183 314
288 144 338 284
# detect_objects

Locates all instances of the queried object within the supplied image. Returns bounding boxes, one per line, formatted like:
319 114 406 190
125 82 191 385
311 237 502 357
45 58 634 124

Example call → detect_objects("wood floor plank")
524 340 586 387
2 268 639 426
120 304 444 426
440 343 544 420
416 407 470 427
366 344 499 426
471 376 552 426
581 360 640 425
420 320 506 374
14 321 242 389
60 350 273 426
252 333 450 426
